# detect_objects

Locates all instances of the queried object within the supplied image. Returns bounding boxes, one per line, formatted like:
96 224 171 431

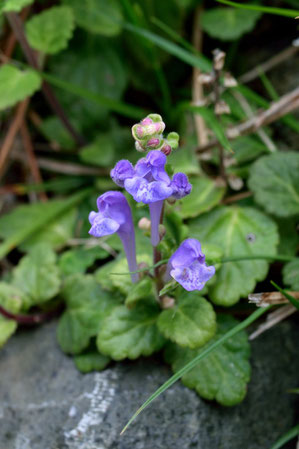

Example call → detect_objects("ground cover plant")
0 0 298 447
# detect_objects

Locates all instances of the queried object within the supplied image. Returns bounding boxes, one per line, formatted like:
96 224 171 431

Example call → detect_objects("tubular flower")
166 239 215 291
170 173 192 199
89 191 138 283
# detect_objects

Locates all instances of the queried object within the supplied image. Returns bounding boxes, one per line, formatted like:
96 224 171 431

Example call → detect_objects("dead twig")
192 6 208 146
0 98 29 179
196 86 299 153
20 121 48 202
5 12 85 147
222 191 253 204
239 45 299 84
249 291 299 307
37 158 109 176
249 304 297 340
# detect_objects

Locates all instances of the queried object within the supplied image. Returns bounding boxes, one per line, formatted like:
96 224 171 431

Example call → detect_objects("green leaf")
157 293 216 349
96 254 152 295
12 244 61 307
169 145 201 176
201 7 261 41
125 278 157 308
62 0 123 36
0 64 41 111
1 0 34 12
48 41 129 128
121 305 270 433
189 206 279 305
79 134 115 167
39 116 75 150
177 177 225 219
58 246 108 276
97 304 165 360
0 200 76 252
0 316 17 349
0 283 24 313
165 314 251 406
74 350 110 373
57 274 122 354
217 0 299 18
25 6 75 55
270 425 299 449
0 189 91 258
248 152 299 217
283 259 299 291
276 218 299 257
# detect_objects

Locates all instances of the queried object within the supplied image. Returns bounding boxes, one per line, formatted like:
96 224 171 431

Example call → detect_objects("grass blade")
0 188 93 259
216 0 299 18
121 305 271 434
270 424 299 449
124 22 212 72
270 281 299 310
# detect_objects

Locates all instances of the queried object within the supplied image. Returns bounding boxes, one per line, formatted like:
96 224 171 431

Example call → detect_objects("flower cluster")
131 113 179 155
89 115 215 294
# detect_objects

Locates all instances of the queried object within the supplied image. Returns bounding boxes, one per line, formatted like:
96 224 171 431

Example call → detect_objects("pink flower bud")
141 117 153 126
161 144 172 156
147 138 161 148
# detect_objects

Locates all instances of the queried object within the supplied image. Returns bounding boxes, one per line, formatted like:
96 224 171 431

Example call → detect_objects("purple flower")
110 160 135 188
171 173 192 199
166 239 215 291
89 191 138 283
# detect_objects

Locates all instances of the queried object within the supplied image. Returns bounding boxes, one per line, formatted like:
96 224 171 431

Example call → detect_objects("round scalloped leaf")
74 351 111 373
12 244 61 307
201 7 262 41
1 0 34 12
62 0 123 36
97 304 165 360
177 177 225 219
189 206 279 306
57 274 122 355
248 152 299 217
283 258 299 291
157 292 216 349
165 314 251 406
0 317 17 349
25 6 75 55
0 64 41 111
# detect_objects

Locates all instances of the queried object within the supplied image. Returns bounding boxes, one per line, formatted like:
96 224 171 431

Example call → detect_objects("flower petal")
110 160 135 187
171 172 192 199
169 238 205 269
124 177 173 203
171 261 215 292
89 215 120 237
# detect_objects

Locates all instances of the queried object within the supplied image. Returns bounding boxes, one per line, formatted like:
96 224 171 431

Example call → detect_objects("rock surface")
0 318 298 449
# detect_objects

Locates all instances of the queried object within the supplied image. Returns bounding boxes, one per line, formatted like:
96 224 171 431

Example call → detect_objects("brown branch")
196 86 299 153
249 291 299 307
5 12 85 147
37 158 109 176
222 191 253 204
239 45 299 84
0 98 29 179
20 121 48 202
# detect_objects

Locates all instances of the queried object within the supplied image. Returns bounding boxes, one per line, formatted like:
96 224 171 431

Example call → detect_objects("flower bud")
161 143 172 156
215 100 231 115
138 217 151 231
161 296 175 309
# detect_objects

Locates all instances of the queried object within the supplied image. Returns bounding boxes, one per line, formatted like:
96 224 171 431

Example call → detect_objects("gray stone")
0 318 298 449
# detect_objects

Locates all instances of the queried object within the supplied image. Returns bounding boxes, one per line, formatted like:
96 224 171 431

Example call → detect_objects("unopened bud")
223 72 237 88
161 144 172 156
198 73 214 85
138 217 151 231
141 117 153 126
215 100 231 115
161 296 175 309
159 224 166 240
213 49 226 71
166 196 176 205
135 141 146 152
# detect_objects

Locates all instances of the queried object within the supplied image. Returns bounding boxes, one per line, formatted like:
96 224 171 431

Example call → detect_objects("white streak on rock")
64 369 118 449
